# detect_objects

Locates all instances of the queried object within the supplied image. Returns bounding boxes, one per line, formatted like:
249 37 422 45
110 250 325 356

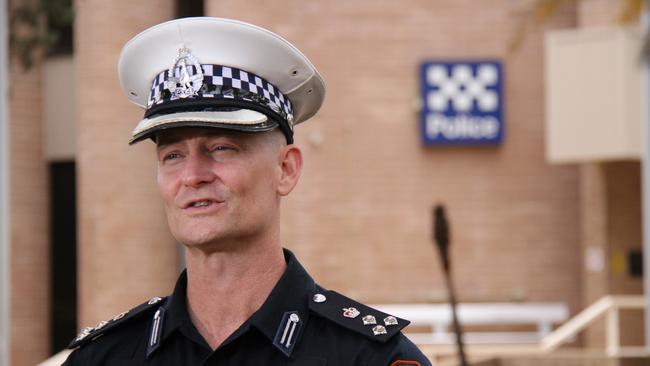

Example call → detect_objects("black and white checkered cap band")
147 64 293 123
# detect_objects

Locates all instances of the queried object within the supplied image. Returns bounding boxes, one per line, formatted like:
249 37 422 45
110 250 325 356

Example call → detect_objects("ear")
277 145 303 196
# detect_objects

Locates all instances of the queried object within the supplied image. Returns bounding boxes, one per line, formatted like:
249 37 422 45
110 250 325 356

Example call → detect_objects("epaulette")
308 289 409 343
67 296 167 349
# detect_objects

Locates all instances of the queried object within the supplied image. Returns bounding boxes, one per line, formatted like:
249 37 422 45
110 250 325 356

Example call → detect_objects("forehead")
155 127 260 147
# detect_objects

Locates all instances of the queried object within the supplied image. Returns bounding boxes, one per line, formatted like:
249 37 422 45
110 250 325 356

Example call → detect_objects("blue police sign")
420 61 504 145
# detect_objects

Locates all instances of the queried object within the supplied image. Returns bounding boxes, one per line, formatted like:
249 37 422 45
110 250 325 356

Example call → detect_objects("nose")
181 152 216 188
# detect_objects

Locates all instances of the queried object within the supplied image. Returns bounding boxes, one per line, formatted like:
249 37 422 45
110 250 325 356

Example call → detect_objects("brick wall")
9 10 50 366
606 162 643 347
580 163 609 346
579 0 625 27
206 0 583 311
13 1 643 362
578 0 645 348
74 0 178 328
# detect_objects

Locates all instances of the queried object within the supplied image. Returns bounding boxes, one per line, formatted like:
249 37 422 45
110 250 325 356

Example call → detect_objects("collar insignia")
273 311 302 357
146 307 166 358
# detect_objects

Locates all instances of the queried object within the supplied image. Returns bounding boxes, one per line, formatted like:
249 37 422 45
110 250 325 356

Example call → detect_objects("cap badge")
342 307 360 318
165 47 204 99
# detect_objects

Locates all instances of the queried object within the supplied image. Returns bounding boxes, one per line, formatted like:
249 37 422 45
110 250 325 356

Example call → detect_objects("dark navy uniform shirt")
64 249 431 365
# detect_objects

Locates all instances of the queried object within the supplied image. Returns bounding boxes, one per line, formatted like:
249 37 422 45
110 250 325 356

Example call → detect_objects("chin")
175 228 223 247
169 215 223 244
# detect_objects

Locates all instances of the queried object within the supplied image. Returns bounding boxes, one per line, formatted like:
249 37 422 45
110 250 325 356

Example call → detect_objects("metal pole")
641 2 650 353
0 0 10 364
433 205 468 366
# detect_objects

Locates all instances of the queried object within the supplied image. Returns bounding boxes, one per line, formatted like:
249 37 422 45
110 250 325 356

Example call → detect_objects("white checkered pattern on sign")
426 63 499 113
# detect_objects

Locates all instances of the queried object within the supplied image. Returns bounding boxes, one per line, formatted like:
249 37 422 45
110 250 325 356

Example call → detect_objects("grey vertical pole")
642 5 650 353
0 0 10 364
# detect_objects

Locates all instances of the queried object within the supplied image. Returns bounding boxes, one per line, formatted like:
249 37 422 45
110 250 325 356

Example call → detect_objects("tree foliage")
9 0 73 68
511 0 649 52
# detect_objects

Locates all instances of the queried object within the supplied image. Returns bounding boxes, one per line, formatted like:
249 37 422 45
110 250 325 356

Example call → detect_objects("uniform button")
313 293 327 303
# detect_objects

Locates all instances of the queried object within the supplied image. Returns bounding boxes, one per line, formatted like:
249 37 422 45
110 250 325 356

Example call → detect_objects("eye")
210 145 235 153
162 152 182 162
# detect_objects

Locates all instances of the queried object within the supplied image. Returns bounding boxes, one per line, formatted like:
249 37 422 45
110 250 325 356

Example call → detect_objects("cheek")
249 162 281 202
226 162 275 206
157 170 179 206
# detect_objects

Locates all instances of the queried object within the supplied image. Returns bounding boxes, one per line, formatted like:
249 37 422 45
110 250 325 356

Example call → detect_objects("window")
49 162 77 353
176 0 204 18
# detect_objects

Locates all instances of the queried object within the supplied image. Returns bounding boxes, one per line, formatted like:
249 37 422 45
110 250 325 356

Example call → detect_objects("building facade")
4 0 644 365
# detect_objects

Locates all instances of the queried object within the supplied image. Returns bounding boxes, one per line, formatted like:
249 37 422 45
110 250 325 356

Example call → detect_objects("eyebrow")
155 133 198 150
155 140 179 154
156 140 175 150
156 133 251 151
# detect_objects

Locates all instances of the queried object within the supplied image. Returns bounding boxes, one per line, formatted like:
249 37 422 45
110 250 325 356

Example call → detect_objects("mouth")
183 198 224 210
189 200 212 208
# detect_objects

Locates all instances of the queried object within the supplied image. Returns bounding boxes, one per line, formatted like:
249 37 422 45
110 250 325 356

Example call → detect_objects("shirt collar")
249 248 316 353
159 248 317 356
159 269 198 344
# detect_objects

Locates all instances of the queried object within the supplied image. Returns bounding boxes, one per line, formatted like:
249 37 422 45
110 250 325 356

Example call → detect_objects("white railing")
540 295 647 357
373 302 569 345
37 350 72 366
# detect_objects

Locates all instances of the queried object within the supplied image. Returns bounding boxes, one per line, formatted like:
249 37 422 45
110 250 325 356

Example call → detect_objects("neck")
184 240 286 350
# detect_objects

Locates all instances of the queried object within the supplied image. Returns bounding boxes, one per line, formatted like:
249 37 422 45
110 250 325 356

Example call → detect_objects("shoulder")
308 289 408 342
306 289 432 365
67 296 166 350
375 333 434 366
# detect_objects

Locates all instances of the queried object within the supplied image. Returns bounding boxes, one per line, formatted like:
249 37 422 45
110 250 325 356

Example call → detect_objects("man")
64 17 431 365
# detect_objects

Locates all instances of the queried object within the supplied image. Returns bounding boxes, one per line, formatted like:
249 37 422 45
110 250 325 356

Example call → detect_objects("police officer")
63 17 432 366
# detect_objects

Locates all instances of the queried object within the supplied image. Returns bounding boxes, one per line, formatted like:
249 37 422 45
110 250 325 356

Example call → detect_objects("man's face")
156 127 297 251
